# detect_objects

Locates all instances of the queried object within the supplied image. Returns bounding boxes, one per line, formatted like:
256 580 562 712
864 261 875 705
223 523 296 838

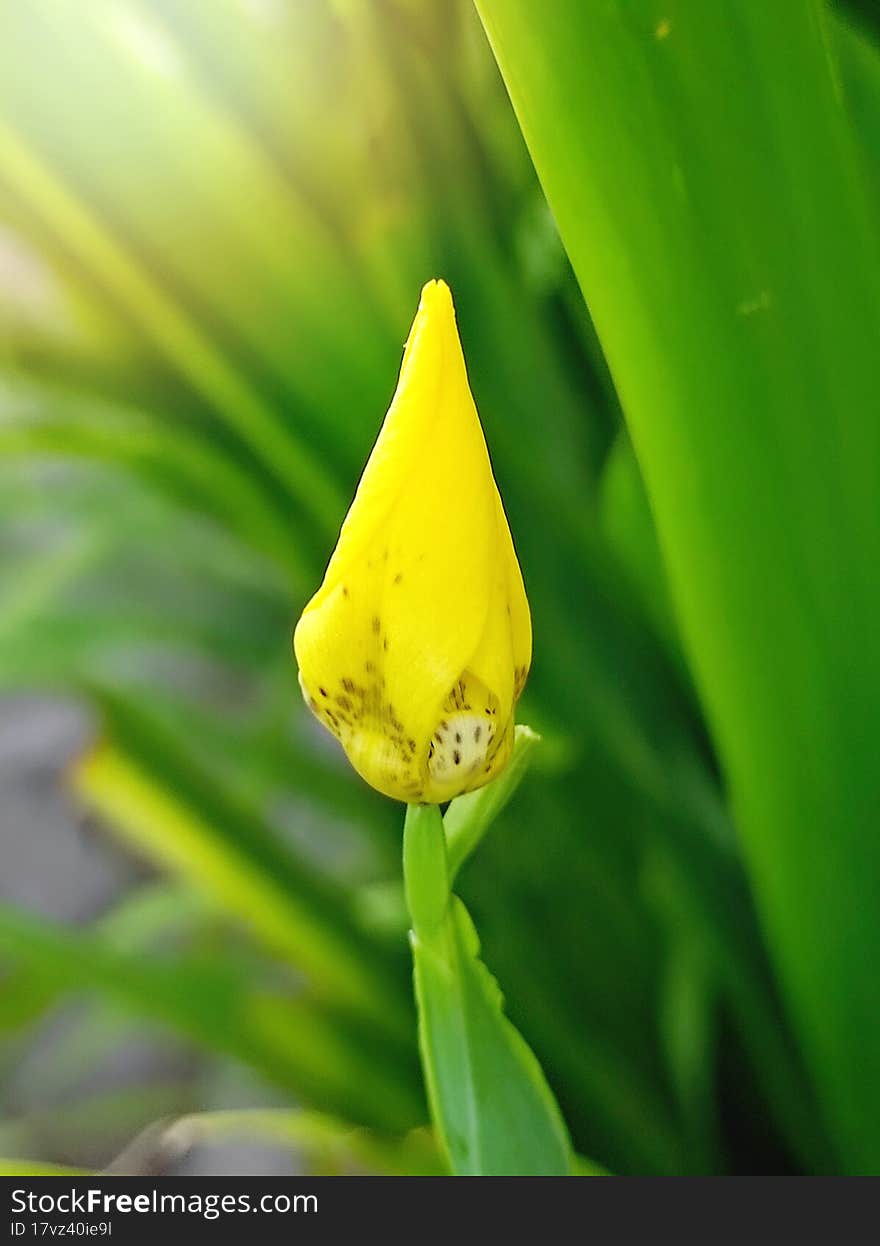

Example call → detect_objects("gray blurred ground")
0 695 125 918
0 693 294 1174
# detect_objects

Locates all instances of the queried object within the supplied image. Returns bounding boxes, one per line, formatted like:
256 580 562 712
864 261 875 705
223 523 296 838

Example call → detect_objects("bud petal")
294 279 531 803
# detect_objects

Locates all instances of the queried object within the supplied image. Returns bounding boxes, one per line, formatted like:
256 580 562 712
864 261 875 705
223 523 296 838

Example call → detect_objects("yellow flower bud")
293 279 531 804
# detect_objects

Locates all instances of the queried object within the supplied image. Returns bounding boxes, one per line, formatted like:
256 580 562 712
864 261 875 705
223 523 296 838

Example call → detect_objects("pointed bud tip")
419 277 454 315
401 279 458 371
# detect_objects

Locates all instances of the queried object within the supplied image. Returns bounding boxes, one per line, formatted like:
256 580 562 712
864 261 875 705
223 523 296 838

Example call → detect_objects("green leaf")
476 0 880 1169
404 803 573 1175
412 895 573 1175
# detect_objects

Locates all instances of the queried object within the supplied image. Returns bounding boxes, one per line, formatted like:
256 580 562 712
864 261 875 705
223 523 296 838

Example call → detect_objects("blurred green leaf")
0 1158 93 1176
444 724 540 880
72 710 409 1029
0 903 421 1131
123 1108 444 1176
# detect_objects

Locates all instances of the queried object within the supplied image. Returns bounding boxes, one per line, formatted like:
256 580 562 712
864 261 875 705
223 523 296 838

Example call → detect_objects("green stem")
402 803 449 941
401 752 576 1175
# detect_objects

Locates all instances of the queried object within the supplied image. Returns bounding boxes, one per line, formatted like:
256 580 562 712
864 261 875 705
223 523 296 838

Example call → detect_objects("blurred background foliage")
0 0 874 1175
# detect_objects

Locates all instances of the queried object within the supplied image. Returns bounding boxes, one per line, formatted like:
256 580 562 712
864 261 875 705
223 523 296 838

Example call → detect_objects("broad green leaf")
476 0 880 1169
835 4 880 216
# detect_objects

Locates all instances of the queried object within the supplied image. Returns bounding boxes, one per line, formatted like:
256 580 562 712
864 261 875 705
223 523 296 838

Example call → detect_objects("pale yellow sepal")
293 279 531 803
